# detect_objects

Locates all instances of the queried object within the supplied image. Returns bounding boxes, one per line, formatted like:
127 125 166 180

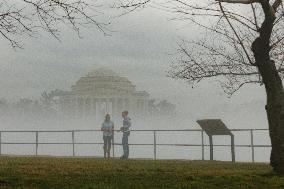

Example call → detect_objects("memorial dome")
71 68 135 95
87 68 120 77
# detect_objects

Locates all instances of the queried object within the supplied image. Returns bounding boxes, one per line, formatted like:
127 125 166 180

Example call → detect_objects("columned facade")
56 68 149 119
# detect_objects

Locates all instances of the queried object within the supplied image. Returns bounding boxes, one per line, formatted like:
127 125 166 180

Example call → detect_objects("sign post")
197 119 235 162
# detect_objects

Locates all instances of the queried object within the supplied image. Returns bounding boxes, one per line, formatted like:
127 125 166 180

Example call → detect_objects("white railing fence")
0 129 271 162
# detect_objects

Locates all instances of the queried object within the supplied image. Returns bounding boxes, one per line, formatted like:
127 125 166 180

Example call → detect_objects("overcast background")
0 2 267 129
0 1 272 162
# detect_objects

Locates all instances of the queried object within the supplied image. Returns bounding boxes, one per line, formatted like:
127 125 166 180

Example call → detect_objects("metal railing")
0 129 271 162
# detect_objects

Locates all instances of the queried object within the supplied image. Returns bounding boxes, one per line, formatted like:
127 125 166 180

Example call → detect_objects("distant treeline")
0 90 176 119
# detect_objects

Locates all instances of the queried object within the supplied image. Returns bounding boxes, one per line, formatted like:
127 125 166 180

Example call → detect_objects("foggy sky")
0 3 268 128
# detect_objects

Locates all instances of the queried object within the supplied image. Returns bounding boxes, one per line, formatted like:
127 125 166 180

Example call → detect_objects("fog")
0 2 270 162
0 100 270 162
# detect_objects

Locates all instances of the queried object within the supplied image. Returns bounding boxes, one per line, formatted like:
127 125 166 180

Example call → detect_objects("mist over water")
0 97 270 163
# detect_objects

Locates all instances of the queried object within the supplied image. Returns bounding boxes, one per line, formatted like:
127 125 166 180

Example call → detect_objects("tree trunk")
250 0 284 172
266 90 284 173
264 70 284 173
253 36 284 174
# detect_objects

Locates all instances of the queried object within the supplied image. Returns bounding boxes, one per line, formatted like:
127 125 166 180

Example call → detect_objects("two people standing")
101 111 131 159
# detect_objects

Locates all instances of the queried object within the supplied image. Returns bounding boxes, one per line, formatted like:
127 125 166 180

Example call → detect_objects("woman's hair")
105 114 110 120
122 111 128 116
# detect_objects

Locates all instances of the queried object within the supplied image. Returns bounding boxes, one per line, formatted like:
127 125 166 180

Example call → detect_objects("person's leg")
122 134 127 158
124 135 129 159
103 136 107 158
107 136 111 158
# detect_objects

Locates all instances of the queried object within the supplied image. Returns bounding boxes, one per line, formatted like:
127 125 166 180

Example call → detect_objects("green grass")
0 156 283 189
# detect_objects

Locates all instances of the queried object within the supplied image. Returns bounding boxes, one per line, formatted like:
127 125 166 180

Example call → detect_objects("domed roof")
87 68 120 77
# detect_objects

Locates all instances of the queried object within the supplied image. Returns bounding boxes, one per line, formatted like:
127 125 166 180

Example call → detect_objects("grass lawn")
0 156 283 189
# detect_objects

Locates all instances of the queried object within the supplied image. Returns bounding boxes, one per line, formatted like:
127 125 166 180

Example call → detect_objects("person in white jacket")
101 114 114 158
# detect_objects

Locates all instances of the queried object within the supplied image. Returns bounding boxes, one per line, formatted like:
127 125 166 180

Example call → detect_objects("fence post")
231 135 235 162
250 129 255 162
35 131 38 156
209 135 213 161
72 130 75 157
154 131 157 160
201 130 204 160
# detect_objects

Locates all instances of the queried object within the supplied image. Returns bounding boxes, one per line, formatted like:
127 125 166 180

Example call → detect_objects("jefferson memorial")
56 68 149 118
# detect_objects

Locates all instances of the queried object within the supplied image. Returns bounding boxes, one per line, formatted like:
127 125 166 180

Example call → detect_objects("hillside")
0 156 283 189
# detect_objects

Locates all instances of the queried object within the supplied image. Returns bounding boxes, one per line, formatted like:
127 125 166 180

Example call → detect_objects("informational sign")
197 119 233 136
197 119 235 162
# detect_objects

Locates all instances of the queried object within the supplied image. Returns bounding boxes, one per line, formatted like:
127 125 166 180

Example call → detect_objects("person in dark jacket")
119 111 131 159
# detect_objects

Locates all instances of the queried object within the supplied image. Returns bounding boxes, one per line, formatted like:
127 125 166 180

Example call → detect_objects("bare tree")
148 99 176 116
0 0 107 48
117 0 284 173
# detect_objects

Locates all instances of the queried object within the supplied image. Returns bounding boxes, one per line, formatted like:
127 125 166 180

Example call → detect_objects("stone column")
71 97 76 117
122 98 127 111
96 98 101 121
108 98 113 115
81 97 85 117
111 98 117 116
142 99 147 115
106 98 110 114
125 98 130 111
83 97 88 117
92 98 96 117
129 97 134 116
79 97 84 118
75 97 79 118
76 97 81 118
140 99 144 116
87 97 91 117
144 98 149 115
117 98 121 114
135 99 139 116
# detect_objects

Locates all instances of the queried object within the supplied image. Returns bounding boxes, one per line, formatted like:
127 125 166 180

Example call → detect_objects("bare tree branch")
218 2 255 65
0 0 108 48
116 0 284 95
216 0 259 4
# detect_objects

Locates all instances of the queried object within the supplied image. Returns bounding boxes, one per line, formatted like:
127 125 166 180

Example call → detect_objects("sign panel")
197 119 232 136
